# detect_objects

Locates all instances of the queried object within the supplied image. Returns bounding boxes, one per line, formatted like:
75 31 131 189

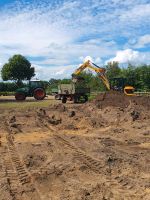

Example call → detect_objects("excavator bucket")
124 86 136 96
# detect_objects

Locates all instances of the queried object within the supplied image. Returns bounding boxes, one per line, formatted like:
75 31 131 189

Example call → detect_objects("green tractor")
15 80 46 101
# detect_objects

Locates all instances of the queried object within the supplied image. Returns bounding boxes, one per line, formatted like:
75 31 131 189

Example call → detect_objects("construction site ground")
0 92 150 200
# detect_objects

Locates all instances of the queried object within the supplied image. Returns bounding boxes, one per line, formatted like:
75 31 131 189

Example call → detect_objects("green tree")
49 78 60 85
60 79 72 84
134 65 150 90
1 55 35 86
122 64 136 86
106 61 121 79
75 71 105 91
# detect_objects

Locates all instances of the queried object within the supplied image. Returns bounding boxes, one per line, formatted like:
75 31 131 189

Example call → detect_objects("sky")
0 0 150 80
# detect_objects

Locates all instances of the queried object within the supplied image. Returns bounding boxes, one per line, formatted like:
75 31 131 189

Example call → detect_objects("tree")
61 79 72 84
106 61 121 79
1 55 35 86
134 65 150 90
49 78 60 85
122 64 136 86
75 71 105 91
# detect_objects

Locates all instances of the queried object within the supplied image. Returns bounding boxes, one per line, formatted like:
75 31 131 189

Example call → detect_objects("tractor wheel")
84 95 88 102
62 96 67 103
55 94 61 100
33 88 46 100
15 93 26 101
73 96 78 103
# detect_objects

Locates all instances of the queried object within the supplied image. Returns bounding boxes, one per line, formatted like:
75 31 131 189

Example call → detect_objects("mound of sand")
92 91 150 109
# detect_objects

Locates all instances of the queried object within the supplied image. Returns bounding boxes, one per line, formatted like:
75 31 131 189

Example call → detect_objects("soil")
0 92 150 200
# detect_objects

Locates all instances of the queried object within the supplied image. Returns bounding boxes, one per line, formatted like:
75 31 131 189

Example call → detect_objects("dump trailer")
57 83 90 103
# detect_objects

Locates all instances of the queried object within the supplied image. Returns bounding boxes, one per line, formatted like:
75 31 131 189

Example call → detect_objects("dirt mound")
92 91 150 109
93 91 130 108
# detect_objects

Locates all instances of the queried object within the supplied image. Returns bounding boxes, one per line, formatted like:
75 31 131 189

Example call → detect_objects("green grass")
0 99 57 110
88 94 97 101
0 92 15 96
0 92 101 110
88 91 104 101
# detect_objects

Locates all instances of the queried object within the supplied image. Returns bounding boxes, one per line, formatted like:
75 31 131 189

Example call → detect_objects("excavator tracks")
1 122 43 200
54 134 105 174
53 134 138 198
0 183 12 200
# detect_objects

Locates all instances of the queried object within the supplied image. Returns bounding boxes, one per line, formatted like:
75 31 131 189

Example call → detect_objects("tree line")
0 54 150 92
106 62 150 91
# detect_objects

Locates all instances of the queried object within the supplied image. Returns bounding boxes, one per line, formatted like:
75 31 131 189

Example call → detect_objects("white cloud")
134 34 150 48
0 1 119 67
107 49 148 64
79 55 103 65
120 4 150 23
95 57 103 65
33 64 77 80
84 56 93 63
0 0 150 80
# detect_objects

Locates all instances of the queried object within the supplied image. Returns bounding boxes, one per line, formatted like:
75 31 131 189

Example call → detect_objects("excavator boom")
72 60 110 90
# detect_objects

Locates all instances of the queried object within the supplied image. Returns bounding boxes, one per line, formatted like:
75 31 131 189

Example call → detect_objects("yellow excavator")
72 60 110 90
72 60 135 96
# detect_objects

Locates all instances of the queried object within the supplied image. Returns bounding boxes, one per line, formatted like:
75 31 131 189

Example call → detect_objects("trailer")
57 83 90 103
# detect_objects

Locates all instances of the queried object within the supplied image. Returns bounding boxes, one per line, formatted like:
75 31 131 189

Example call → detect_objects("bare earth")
0 92 150 200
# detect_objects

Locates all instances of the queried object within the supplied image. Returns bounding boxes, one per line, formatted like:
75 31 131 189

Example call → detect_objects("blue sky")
0 0 150 80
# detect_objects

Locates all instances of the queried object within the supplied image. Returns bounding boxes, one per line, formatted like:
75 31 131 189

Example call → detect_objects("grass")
0 93 100 110
88 91 105 101
0 98 57 110
88 94 98 101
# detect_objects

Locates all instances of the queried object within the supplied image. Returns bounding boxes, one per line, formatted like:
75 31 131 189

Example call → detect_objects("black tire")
33 88 46 100
55 94 61 100
84 95 88 102
73 96 78 103
15 93 26 101
62 96 67 103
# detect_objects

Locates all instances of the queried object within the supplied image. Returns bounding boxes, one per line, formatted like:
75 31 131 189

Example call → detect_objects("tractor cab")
29 80 44 89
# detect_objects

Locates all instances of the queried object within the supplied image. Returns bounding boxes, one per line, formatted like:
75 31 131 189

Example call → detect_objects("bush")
0 92 15 96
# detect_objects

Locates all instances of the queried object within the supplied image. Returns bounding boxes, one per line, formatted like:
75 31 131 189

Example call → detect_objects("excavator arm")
72 60 110 90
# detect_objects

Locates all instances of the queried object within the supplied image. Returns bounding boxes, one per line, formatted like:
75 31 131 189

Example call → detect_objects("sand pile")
92 91 150 109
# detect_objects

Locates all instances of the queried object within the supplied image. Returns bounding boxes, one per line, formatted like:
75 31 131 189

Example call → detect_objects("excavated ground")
0 92 150 200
